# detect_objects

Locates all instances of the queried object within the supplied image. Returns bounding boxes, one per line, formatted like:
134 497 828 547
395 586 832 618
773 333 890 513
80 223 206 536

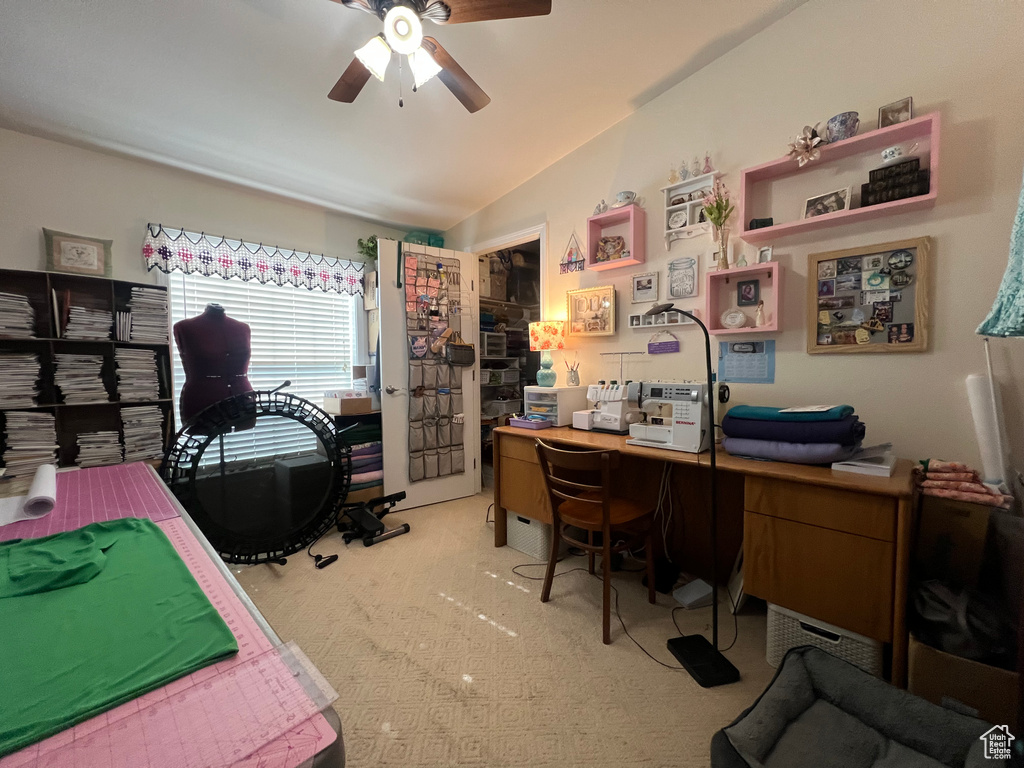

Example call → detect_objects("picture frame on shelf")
631 271 659 303
757 246 773 263
807 236 930 354
803 187 852 219
878 97 913 128
737 280 760 307
567 285 616 336
43 228 113 277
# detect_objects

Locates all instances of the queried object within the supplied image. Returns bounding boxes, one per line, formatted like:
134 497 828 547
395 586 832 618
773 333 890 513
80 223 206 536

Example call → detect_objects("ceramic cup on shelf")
826 111 860 142
880 142 920 165
612 190 636 207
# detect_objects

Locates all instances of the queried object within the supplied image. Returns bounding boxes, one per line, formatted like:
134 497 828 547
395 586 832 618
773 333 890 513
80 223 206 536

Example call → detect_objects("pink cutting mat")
0 462 179 542
1 469 336 768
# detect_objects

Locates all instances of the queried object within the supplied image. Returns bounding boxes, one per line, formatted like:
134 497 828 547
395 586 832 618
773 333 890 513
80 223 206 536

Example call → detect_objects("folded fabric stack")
915 459 1014 509
722 405 865 465
344 421 383 491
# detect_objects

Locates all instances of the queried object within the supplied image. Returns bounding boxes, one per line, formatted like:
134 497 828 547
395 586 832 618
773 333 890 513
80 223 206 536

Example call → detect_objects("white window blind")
168 272 355 465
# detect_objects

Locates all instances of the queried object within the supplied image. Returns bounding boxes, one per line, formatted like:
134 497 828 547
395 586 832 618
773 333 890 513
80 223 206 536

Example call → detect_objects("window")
168 272 356 464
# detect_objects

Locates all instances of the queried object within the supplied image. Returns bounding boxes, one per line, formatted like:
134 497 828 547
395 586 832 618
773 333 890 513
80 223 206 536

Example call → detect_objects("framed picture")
43 228 112 277
807 236 930 354
878 97 913 128
803 187 852 219
631 271 659 303
757 246 773 264
737 280 760 307
567 285 616 336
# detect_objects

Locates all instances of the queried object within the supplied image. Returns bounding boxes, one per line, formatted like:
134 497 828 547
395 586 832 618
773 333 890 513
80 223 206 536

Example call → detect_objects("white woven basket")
767 603 883 677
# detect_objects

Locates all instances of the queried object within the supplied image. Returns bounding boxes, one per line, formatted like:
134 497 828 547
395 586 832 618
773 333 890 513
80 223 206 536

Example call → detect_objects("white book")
832 443 896 477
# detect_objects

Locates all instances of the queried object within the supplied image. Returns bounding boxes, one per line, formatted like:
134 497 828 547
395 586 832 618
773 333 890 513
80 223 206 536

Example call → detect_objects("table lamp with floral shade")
529 321 565 387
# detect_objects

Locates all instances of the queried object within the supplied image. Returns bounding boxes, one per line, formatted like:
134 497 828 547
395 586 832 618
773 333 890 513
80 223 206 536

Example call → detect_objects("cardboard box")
914 496 991 588
908 635 1018 725
489 273 507 301
323 391 373 415
478 258 491 299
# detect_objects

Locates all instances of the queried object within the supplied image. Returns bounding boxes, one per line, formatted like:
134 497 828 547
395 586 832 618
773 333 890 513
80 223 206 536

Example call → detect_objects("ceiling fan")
328 0 552 113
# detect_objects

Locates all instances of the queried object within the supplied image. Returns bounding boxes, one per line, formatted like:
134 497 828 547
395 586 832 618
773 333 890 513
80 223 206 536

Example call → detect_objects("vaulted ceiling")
0 0 806 231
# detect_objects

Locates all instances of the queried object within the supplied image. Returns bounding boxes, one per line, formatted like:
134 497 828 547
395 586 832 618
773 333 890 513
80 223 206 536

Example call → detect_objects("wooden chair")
534 439 657 644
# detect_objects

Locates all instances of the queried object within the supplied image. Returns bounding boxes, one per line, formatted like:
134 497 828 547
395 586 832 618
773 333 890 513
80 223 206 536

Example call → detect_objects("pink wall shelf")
705 261 782 335
586 203 646 271
738 112 940 244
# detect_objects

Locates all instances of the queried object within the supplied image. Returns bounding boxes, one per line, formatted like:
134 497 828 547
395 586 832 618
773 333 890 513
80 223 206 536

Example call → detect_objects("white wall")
447 0 1024 474
0 128 405 285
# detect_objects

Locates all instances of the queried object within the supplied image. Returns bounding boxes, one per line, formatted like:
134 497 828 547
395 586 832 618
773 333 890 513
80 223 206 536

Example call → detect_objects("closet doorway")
475 231 544 488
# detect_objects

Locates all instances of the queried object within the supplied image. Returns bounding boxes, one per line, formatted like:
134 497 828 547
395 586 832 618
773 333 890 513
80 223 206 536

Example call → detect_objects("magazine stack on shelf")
128 287 169 343
121 406 165 463
0 353 41 408
0 293 35 337
115 348 160 402
1 412 58 479
74 430 123 468
64 306 113 341
54 353 109 404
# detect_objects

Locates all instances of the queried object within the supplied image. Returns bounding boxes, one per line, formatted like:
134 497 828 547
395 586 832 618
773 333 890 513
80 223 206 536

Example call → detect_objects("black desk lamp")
665 308 740 687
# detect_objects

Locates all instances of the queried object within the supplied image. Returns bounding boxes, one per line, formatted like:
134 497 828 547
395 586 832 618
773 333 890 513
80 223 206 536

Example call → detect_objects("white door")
379 239 480 510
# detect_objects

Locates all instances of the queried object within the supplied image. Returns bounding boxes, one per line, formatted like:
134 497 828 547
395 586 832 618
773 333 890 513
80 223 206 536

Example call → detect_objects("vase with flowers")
703 178 735 270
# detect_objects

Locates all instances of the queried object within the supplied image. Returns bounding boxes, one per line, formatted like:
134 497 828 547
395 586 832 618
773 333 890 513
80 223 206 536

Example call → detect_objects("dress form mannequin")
173 304 254 424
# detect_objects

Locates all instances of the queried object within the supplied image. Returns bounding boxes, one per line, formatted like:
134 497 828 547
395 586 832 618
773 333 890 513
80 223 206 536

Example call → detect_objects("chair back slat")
534 439 615 526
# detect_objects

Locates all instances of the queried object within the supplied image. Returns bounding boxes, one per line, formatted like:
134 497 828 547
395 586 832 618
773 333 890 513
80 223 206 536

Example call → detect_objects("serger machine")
573 382 641 434
625 381 711 453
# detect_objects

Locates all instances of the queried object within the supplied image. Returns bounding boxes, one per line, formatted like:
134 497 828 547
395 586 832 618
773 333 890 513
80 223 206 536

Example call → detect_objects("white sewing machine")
625 381 711 453
573 382 642 434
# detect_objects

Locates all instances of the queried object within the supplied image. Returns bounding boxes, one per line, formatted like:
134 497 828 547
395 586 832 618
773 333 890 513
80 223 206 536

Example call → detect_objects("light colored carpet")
235 493 775 768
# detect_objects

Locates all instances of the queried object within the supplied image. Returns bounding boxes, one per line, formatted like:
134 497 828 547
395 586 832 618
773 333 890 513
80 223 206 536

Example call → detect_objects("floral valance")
143 224 365 295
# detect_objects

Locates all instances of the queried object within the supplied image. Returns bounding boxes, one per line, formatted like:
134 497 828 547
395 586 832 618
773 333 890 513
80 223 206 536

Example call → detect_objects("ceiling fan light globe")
354 34 391 82
408 46 442 88
383 5 423 56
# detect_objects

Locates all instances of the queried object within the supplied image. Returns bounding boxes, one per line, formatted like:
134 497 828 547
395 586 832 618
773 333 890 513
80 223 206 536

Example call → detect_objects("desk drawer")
745 477 895 541
499 434 541 464
744 510 893 642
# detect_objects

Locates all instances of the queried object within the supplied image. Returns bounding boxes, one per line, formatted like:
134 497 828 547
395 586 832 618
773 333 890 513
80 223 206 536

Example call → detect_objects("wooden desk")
492 425 917 685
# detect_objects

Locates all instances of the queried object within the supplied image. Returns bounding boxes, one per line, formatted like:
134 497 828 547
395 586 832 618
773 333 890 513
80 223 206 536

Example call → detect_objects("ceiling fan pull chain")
398 56 404 107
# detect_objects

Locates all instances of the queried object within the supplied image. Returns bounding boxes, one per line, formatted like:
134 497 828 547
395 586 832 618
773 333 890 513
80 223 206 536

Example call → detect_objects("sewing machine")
625 381 711 453
573 382 642 434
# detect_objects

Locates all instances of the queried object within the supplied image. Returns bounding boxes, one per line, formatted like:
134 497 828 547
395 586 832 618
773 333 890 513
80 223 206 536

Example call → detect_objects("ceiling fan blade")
422 37 490 113
426 0 551 24
328 57 372 103
334 0 377 15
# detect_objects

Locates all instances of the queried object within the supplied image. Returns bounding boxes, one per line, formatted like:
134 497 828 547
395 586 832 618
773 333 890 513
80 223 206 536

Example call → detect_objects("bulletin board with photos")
807 236 929 354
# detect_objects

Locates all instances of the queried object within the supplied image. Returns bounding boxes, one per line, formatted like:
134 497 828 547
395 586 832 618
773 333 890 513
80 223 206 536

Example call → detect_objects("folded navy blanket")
725 405 855 422
722 414 865 445
723 437 861 465
351 442 383 457
351 459 383 473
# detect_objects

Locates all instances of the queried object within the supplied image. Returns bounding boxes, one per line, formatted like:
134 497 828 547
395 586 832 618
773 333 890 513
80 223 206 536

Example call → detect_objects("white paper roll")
0 464 58 527
966 374 1007 484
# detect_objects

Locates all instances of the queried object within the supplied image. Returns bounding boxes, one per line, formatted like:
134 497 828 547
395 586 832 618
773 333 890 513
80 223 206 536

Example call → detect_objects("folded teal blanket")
723 437 860 464
726 405 854 422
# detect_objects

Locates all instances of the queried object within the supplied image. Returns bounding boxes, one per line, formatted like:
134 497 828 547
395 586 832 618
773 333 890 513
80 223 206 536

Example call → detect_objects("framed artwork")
807 236 930 354
567 285 616 336
737 279 760 307
757 246 773 263
44 228 112 277
631 271 659 303
560 232 584 274
803 187 852 219
878 97 913 128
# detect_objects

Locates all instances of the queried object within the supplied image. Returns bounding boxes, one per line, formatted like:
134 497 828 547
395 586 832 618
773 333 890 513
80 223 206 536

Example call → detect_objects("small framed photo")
878 97 913 128
803 187 852 219
44 228 112 277
631 271 659 304
737 279 760 307
567 285 616 336
757 246 773 264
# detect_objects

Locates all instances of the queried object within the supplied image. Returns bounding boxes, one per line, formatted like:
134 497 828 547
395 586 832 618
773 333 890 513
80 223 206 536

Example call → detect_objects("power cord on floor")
306 528 338 569
485 503 494 524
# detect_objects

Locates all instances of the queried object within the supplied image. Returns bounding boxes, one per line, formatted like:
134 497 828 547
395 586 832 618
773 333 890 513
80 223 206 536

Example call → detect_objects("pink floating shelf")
738 112 940 244
705 261 782 335
587 204 646 271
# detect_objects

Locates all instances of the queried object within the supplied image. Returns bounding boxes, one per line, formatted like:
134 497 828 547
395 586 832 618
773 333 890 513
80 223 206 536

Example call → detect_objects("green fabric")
726 404 854 422
0 518 238 757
